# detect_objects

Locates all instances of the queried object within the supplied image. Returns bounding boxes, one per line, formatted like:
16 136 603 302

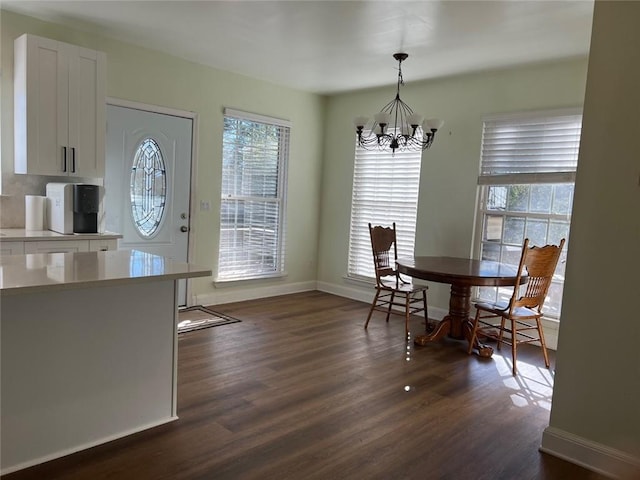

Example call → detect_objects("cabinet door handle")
62 146 67 172
71 147 76 173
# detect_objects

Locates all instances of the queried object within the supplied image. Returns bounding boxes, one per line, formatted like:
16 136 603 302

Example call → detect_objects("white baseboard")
316 281 448 320
198 279 553 348
1 416 178 475
315 281 559 350
316 280 374 304
541 426 640 479
196 280 317 306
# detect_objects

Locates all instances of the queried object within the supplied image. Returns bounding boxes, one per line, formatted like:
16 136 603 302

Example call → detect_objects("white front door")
105 104 193 306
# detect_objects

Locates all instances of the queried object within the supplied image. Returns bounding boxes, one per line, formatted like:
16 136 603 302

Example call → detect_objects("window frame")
347 144 422 282
472 108 582 320
215 108 290 282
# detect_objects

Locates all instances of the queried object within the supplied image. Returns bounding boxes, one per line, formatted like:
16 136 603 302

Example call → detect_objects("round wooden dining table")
396 256 526 357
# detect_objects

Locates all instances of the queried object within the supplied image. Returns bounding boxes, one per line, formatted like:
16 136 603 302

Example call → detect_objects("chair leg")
468 310 480 355
422 291 429 332
536 318 551 368
365 289 381 329
386 291 395 322
497 316 506 351
511 319 518 376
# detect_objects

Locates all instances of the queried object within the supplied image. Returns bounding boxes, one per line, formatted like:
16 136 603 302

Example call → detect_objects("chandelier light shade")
353 53 444 154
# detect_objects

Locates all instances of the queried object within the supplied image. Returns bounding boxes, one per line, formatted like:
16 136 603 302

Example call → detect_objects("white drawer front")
89 239 118 252
24 240 90 254
0 242 26 255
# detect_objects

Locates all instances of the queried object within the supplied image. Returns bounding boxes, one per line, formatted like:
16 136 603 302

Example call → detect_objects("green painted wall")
1 10 325 301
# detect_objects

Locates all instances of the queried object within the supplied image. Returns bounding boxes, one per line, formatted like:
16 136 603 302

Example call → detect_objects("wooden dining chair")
364 223 429 338
468 238 565 375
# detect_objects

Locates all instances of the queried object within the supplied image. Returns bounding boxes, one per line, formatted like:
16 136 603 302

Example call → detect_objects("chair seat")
380 279 428 294
474 301 541 320
469 238 565 375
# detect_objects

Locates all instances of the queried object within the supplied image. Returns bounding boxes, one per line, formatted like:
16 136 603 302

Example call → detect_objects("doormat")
177 305 241 334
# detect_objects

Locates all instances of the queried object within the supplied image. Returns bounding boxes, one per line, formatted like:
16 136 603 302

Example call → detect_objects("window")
347 146 422 280
474 109 582 319
216 108 289 281
130 138 167 238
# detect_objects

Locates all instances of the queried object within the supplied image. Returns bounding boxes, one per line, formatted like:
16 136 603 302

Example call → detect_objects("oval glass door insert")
130 138 167 237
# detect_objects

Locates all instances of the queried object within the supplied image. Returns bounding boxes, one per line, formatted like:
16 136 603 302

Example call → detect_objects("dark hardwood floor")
4 291 609 479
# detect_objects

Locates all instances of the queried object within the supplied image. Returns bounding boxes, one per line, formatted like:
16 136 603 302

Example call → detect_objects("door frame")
106 97 199 306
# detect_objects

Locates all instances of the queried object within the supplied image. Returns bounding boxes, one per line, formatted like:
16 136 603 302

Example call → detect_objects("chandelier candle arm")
352 53 444 154
425 118 445 131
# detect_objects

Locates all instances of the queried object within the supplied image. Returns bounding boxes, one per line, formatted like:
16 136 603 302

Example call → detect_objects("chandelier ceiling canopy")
353 53 444 155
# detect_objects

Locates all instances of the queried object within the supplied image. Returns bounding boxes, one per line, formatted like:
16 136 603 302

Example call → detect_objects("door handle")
71 147 76 173
180 226 189 233
62 146 67 172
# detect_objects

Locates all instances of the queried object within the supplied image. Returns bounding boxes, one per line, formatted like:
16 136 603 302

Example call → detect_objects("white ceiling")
3 0 594 95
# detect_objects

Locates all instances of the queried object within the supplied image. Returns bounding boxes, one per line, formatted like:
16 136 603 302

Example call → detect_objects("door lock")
180 226 189 233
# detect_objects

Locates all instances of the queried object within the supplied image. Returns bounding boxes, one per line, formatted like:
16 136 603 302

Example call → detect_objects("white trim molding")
196 281 316 306
541 427 640 479
198 278 557 349
316 280 449 321
0 416 177 476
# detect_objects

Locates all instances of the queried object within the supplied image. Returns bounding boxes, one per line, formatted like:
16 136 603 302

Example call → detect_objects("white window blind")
216 109 289 281
480 109 582 184
347 145 422 280
474 108 582 319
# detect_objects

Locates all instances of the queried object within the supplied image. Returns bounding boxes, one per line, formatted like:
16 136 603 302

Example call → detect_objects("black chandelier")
353 53 444 154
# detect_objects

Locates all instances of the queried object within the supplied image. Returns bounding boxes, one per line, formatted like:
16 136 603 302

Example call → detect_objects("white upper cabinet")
14 34 106 178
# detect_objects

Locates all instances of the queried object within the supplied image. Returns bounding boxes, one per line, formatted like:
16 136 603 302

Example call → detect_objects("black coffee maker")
73 184 100 233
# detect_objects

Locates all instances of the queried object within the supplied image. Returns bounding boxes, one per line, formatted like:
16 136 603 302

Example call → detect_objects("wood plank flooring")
3 291 608 480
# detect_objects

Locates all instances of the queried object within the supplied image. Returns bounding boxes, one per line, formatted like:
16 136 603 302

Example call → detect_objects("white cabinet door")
14 34 106 178
67 44 106 178
14 35 66 176
1 238 118 255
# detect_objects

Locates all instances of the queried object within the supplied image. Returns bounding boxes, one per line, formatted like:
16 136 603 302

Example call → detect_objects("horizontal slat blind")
217 111 289 281
480 109 582 183
348 146 421 279
474 109 582 319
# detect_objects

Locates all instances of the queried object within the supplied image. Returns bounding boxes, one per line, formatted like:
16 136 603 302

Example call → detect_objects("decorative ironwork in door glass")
130 138 167 237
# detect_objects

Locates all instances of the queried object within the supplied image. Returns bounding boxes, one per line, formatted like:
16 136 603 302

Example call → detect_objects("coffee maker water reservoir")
72 184 100 234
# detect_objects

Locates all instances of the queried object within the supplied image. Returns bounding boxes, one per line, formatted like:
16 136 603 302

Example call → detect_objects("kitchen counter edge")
0 249 211 296
0 229 123 241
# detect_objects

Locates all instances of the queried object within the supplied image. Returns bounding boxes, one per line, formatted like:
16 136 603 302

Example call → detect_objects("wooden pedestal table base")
413 284 494 357
396 256 526 358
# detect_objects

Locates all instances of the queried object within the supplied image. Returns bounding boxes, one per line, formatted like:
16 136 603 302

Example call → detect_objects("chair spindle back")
369 223 398 286
511 238 566 313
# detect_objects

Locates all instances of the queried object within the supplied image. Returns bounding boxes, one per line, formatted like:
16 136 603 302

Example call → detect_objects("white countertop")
0 249 211 295
0 229 122 241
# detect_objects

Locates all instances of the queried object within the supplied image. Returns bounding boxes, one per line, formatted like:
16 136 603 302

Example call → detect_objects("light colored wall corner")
541 427 640 479
546 0 640 468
